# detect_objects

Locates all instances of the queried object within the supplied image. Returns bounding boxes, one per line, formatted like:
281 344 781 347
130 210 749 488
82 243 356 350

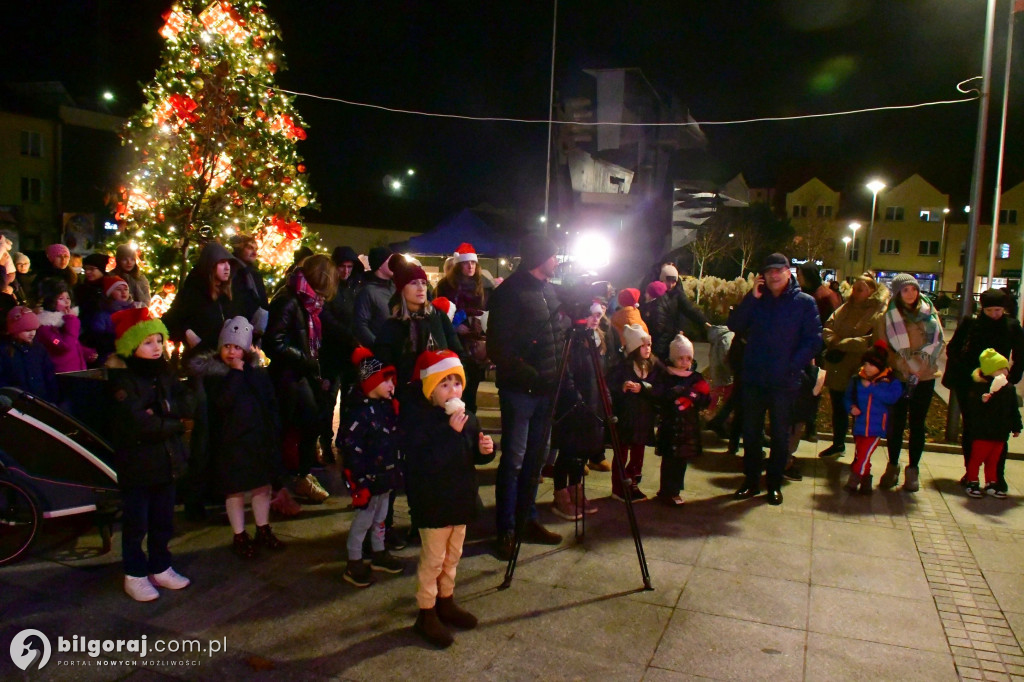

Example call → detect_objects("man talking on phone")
727 253 821 505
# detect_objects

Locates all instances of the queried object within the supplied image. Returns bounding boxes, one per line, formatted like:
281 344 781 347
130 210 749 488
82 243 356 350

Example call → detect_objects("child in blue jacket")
843 342 903 493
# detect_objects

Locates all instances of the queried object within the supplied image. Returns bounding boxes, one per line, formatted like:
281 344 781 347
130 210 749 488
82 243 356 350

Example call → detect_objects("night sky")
3 0 1022 218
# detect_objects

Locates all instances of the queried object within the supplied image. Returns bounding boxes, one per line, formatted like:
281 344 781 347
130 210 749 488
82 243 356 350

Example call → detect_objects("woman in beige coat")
820 273 887 458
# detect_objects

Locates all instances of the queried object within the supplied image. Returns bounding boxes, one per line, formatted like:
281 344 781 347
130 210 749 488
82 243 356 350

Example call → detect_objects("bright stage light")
571 233 612 271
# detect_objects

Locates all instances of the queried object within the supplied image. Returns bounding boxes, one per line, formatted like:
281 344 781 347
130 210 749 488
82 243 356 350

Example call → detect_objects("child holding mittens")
338 347 403 588
609 323 664 501
656 333 710 505
843 342 903 493
401 349 494 649
187 316 285 560
107 307 194 602
963 349 1021 498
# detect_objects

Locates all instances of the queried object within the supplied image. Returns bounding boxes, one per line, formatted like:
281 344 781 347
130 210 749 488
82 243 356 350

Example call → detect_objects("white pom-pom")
444 398 466 415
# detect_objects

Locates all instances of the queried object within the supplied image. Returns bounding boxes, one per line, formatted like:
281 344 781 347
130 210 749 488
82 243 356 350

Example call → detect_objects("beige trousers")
416 525 467 609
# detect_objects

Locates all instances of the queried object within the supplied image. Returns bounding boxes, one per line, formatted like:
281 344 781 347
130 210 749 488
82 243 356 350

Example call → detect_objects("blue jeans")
741 384 798 490
495 390 551 535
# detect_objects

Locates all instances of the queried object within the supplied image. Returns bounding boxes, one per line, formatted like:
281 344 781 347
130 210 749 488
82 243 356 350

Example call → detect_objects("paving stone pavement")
3 407 1024 681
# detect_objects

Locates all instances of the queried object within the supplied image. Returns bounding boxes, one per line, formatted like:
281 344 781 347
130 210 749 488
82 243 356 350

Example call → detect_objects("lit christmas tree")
111 0 316 296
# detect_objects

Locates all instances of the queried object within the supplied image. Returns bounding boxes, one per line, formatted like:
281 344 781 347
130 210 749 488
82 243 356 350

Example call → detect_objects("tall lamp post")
938 207 951 291
842 236 852 281
849 221 862 275
864 180 886 272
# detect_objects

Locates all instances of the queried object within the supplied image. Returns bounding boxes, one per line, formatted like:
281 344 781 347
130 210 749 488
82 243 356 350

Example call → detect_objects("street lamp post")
864 180 886 272
842 236 852 280
938 207 951 291
848 222 862 276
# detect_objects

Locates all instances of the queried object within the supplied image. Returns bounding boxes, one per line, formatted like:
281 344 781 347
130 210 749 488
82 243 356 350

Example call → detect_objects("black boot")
436 595 478 630
414 607 454 648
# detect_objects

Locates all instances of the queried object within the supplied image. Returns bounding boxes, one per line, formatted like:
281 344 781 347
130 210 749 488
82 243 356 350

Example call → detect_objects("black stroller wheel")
0 478 40 566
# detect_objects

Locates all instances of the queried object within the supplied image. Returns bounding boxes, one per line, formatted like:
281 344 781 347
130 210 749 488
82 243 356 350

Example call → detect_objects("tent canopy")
391 209 514 256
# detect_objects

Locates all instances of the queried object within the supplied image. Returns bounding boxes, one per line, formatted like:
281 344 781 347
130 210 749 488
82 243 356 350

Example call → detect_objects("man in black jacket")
652 262 708 361
319 246 364 458
230 234 270 337
354 247 395 347
487 233 565 559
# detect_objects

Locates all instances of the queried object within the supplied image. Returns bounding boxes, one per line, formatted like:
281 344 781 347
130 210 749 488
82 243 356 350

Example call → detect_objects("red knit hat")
102 275 129 298
6 306 39 335
432 296 456 322
617 288 641 308
414 349 465 400
392 258 428 293
111 306 168 357
453 243 478 263
351 347 396 395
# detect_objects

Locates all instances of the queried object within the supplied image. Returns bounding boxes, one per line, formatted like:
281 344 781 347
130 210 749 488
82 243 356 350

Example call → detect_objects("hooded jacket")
320 246 364 379
162 242 248 354
822 288 888 392
843 368 903 438
727 277 822 390
944 312 1024 391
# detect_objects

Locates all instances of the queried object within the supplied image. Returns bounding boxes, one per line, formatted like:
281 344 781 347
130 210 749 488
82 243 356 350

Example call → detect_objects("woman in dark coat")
434 243 492 412
264 254 337 504
944 288 1024 493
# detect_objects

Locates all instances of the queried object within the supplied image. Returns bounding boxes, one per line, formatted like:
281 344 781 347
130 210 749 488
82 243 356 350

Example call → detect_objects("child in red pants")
963 349 1021 498
843 343 903 493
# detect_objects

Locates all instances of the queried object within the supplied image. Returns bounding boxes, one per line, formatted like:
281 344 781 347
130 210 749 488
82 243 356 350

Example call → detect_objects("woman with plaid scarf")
875 273 945 492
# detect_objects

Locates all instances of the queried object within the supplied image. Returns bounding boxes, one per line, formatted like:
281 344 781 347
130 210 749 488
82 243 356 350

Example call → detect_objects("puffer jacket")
822 290 887 392
727 278 822 390
843 369 903 438
338 389 401 496
656 369 711 460
353 275 395 347
320 248 364 380
963 368 1023 441
374 307 463 398
36 308 93 373
265 285 320 383
108 356 194 488
486 268 564 395
944 313 1024 392
0 339 59 403
655 286 708 358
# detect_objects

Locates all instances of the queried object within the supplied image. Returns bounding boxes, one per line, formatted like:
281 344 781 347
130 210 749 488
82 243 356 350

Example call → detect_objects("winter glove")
251 308 269 335
343 468 371 509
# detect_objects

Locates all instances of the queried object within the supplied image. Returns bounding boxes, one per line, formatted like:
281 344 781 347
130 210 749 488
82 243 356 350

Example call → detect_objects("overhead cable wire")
274 82 979 127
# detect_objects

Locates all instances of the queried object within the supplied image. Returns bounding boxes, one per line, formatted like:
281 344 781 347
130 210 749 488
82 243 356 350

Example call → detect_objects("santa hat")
622 323 650 355
46 243 70 261
414 349 465 400
670 333 694 363
352 347 396 395
453 243 478 263
102 275 129 298
617 288 641 308
112 307 168 358
6 306 39 335
432 296 456 322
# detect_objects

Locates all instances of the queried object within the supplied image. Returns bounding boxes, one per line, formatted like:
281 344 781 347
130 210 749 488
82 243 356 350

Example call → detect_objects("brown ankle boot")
414 607 454 648
436 595 478 630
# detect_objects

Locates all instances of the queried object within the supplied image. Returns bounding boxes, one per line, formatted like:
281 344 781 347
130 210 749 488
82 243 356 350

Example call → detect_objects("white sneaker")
149 567 190 590
125 575 160 602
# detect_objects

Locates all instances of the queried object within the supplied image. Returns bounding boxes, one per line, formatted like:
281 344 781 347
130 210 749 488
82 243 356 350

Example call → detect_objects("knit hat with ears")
979 348 1010 376
352 347 397 396
112 307 168 358
617 288 641 308
218 316 253 350
669 333 695 363
432 296 456 322
622 323 650 355
6 306 39 335
46 243 70 261
861 340 890 372
453 243 478 263
102 275 129 298
414 349 466 400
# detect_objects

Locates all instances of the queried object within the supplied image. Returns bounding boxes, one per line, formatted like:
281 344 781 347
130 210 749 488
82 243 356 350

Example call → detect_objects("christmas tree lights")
110 0 319 294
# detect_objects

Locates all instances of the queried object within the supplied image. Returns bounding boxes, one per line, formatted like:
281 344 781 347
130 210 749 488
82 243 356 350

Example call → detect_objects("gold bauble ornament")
248 65 260 76
142 117 154 127
191 76 204 90
296 195 309 207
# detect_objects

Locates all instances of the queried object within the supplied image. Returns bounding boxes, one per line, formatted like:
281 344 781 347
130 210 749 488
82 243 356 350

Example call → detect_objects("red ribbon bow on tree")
269 114 306 141
269 215 303 241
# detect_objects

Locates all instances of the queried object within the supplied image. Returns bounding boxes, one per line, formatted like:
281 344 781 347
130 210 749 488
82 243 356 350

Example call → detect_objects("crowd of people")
2 233 1022 648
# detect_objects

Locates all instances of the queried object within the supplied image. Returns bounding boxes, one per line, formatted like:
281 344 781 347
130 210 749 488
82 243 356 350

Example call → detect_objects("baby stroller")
0 387 120 566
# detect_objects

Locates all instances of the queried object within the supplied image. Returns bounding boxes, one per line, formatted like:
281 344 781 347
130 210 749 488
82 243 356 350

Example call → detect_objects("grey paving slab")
808 584 950 653
967 536 1024 574
677 566 809 630
983 571 1024 614
696 535 812 582
651 610 806 681
476 638 646 681
812 518 919 561
804 632 958 682
810 547 932 600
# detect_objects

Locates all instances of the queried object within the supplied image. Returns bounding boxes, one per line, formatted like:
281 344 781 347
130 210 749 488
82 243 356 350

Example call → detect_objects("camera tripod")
500 323 653 591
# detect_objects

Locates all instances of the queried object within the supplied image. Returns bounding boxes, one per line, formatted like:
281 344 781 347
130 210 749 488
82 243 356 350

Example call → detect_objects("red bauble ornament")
297 164 306 173
266 88 274 98
233 197 244 206
282 176 292 185
255 109 267 120
191 44 201 55
157 212 166 222
241 177 254 188
267 62 277 74
253 36 264 48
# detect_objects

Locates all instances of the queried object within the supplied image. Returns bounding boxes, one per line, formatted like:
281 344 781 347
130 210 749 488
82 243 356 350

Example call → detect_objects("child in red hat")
338 347 404 587
107 306 195 602
401 349 494 648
